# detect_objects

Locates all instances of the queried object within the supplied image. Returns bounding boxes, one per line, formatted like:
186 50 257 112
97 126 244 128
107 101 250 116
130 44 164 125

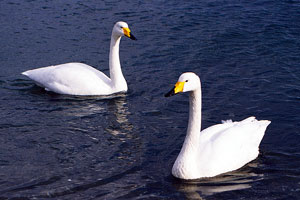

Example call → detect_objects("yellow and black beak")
123 27 137 40
165 82 185 97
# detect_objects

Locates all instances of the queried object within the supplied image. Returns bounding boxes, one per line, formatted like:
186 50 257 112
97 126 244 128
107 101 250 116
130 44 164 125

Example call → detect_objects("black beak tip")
130 34 137 40
165 88 175 97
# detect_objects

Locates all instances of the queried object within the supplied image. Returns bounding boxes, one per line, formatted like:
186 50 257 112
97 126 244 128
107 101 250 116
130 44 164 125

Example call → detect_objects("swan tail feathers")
21 71 29 76
260 120 271 126
221 116 257 124
251 120 271 148
257 120 271 134
22 68 39 77
242 116 256 123
221 119 233 124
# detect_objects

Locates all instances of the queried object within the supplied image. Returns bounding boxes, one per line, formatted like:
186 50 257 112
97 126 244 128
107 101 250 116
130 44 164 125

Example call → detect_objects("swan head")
165 72 200 97
113 21 137 40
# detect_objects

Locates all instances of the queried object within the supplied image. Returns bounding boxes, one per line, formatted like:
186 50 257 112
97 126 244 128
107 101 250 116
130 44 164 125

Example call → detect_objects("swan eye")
185 80 189 82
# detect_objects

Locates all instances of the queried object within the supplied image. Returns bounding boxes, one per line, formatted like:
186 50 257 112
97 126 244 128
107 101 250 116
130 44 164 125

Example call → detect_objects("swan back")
201 117 270 173
22 63 112 95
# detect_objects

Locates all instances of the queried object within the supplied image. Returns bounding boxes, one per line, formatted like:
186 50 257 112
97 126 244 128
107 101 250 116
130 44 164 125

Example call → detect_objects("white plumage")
22 21 136 96
165 72 271 180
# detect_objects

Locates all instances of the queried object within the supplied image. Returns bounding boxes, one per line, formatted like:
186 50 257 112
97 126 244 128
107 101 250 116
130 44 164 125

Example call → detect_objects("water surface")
0 0 300 199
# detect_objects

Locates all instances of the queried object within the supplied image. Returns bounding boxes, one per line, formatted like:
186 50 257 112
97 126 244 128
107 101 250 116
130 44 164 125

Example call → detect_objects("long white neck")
172 80 203 179
181 88 202 152
109 34 127 92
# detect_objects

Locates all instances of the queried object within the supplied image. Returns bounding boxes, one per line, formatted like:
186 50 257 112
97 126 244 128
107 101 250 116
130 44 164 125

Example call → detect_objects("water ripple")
0 0 299 199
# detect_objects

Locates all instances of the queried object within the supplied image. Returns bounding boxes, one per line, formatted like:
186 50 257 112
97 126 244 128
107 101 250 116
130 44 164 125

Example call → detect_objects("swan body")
22 21 136 96
165 72 271 180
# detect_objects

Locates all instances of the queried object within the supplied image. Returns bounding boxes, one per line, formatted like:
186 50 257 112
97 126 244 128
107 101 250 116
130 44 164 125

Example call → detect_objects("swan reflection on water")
105 96 133 136
172 161 264 199
41 92 128 118
68 94 134 137
39 92 135 140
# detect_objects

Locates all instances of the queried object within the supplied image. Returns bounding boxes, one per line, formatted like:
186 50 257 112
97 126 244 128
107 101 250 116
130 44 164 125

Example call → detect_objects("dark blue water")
1 0 300 199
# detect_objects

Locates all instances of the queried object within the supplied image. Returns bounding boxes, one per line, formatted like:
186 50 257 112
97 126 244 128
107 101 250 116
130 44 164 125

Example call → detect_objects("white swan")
22 21 136 96
165 72 271 180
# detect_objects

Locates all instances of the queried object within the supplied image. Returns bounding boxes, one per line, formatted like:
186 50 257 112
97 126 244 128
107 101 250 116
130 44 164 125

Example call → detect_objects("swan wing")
198 117 270 177
22 63 112 95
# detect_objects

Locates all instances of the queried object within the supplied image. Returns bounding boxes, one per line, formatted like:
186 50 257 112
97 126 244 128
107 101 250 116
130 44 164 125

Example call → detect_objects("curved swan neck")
109 35 127 91
187 88 202 137
182 88 202 151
